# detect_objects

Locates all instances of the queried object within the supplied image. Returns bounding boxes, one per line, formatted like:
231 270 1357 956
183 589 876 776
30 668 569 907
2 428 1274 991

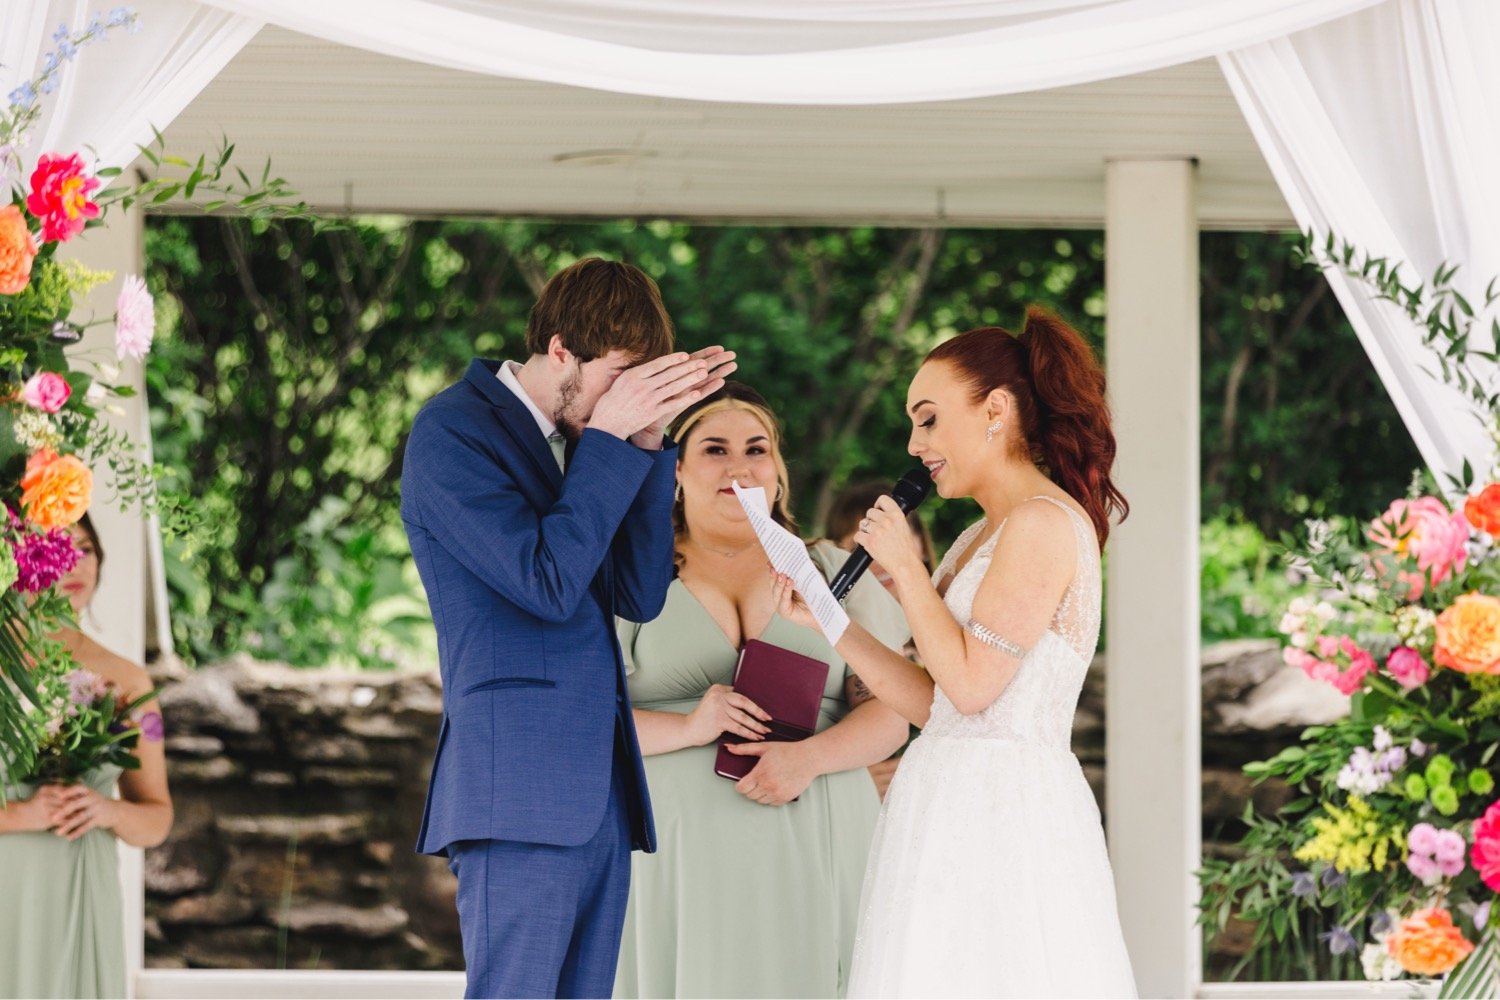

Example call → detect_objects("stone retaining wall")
143 641 1348 971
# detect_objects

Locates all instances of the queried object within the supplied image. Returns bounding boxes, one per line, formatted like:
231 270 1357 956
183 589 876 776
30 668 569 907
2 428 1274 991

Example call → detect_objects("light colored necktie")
547 431 566 473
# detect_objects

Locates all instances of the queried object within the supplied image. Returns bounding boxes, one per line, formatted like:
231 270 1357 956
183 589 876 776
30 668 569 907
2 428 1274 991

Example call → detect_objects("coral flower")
1434 594 1500 676
19 448 91 531
1385 907 1474 976
26 152 100 243
0 204 38 294
1466 483 1500 536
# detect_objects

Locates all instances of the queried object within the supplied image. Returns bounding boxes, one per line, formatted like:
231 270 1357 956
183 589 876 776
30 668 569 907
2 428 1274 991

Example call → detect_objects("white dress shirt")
497 360 566 471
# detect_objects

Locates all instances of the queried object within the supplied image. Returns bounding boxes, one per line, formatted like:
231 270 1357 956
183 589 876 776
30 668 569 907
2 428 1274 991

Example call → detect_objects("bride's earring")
985 419 1003 443
674 482 683 503
775 483 784 503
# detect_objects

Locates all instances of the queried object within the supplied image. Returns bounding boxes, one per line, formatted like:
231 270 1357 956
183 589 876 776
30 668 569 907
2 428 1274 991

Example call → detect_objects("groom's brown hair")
526 257 675 364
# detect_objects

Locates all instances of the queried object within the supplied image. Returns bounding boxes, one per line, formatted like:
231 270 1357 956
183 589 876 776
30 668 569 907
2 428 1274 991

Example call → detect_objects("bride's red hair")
924 307 1128 547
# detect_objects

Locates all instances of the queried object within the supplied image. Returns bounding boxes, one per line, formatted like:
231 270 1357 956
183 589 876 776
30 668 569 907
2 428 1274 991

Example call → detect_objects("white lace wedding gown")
847 496 1137 998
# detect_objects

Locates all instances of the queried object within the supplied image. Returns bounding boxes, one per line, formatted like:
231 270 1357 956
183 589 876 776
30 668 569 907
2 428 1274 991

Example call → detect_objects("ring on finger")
859 518 872 532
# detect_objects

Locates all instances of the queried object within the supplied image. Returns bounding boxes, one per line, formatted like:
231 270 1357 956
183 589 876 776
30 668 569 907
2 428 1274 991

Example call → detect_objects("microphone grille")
890 466 933 512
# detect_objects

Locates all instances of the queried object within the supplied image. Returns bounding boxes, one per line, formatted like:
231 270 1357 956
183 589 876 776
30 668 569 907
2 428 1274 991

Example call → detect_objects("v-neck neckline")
936 518 1002 599
674 575 782 655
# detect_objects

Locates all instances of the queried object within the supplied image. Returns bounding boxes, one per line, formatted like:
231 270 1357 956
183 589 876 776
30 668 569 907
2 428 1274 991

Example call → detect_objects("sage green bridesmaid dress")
0 765 127 999
614 542 909 999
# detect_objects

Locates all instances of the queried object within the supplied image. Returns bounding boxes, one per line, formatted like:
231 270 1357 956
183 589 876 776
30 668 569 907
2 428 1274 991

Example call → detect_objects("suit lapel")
466 360 563 493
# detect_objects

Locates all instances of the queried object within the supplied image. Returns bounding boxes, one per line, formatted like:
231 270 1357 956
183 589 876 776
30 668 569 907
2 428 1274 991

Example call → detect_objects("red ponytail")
924 307 1128 547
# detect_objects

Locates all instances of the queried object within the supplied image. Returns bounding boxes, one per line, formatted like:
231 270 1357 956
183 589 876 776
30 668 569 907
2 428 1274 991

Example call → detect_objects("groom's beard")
553 364 584 442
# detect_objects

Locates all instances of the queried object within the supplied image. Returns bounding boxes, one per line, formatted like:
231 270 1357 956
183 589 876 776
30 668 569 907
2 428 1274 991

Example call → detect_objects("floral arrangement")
1201 238 1500 993
0 10 309 788
21 664 161 786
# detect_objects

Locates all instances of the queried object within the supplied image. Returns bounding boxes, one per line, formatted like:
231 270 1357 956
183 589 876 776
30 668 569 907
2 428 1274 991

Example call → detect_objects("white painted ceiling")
156 25 1293 230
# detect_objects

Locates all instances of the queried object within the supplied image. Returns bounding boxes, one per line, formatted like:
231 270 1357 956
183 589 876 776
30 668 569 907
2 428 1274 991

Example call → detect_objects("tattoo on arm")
847 672 874 707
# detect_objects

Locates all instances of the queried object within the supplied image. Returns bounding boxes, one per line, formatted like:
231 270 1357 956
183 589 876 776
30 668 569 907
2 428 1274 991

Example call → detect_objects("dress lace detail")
923 495 1101 749
846 496 1137 998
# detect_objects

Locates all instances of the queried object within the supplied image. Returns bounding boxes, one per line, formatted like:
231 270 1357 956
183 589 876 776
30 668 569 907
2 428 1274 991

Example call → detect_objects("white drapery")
2 1 258 179
1222 0 1500 485
193 0 1384 104
7 0 1494 479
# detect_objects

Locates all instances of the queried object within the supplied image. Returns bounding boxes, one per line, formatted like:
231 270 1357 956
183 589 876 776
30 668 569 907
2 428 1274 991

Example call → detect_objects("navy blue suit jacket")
401 359 672 856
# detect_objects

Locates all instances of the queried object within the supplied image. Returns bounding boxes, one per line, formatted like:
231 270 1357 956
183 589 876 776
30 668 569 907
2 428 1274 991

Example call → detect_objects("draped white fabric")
1 0 258 177
1221 0 1500 485
196 0 1383 104
8 0 1495 478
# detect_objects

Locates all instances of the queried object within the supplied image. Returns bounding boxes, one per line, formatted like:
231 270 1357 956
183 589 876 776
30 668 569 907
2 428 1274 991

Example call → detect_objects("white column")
62 202 150 997
1104 158 1201 999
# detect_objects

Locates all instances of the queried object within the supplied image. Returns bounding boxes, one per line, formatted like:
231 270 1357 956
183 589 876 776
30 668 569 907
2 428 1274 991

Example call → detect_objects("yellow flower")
1294 796 1406 874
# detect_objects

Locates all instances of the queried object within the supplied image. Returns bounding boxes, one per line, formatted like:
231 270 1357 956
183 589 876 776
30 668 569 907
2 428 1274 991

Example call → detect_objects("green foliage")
1201 233 1422 531
1200 518 1298 643
143 219 1424 666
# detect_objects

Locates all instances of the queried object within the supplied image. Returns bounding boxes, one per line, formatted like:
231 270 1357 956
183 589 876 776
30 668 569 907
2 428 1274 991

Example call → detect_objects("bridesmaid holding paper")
614 382 910 999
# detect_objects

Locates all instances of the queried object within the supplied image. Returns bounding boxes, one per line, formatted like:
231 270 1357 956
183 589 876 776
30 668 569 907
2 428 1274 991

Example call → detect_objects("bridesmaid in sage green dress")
614 384 911 999
0 514 173 998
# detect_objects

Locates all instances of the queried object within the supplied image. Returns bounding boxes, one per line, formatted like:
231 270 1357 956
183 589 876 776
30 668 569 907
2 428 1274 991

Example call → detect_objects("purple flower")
134 710 164 743
114 274 155 361
10 515 81 593
63 668 108 706
1321 867 1348 889
1371 911 1392 935
1320 926 1358 955
1291 871 1317 898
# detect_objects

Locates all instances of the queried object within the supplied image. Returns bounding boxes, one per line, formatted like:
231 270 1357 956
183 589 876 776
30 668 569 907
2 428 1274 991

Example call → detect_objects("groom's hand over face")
591 347 737 448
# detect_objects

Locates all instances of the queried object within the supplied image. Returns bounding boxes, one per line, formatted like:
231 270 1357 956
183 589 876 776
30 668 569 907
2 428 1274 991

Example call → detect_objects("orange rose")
1435 594 1500 675
0 204 38 294
20 448 91 530
1466 484 1500 536
1385 907 1474 976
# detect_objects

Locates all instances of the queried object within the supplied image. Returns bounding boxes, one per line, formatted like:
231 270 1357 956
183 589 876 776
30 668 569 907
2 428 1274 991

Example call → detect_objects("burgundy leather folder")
714 638 831 782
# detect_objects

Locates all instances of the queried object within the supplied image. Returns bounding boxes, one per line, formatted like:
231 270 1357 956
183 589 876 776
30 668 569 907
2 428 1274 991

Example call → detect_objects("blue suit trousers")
448 734 633 999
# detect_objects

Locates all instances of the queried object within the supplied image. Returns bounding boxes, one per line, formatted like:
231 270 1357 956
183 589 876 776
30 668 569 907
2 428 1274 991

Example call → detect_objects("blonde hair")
670 388 799 567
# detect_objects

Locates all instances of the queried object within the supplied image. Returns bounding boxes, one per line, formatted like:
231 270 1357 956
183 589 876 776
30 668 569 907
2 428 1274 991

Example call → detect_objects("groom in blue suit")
401 259 734 998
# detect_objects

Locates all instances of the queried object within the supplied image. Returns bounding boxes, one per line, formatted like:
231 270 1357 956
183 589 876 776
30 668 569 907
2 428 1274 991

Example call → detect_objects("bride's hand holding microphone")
852 495 928 595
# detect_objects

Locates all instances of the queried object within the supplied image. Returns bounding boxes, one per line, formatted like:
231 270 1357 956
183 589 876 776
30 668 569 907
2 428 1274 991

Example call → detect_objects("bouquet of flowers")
22 662 162 786
1201 240 1500 993
0 9 308 787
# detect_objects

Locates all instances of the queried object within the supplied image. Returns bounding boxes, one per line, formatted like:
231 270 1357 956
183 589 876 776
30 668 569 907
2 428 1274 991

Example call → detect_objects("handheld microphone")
828 466 933 601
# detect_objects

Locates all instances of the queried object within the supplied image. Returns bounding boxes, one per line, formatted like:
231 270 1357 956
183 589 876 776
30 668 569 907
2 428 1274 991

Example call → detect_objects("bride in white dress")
773 308 1136 998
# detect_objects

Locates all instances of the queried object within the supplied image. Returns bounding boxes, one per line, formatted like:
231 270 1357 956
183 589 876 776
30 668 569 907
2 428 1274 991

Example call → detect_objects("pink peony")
1386 646 1431 690
1369 497 1471 597
1471 801 1500 892
19 371 70 413
114 274 154 361
25 153 100 243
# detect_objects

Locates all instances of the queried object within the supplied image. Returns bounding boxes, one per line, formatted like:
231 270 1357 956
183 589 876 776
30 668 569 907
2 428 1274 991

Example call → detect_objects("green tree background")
143 218 1422 666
